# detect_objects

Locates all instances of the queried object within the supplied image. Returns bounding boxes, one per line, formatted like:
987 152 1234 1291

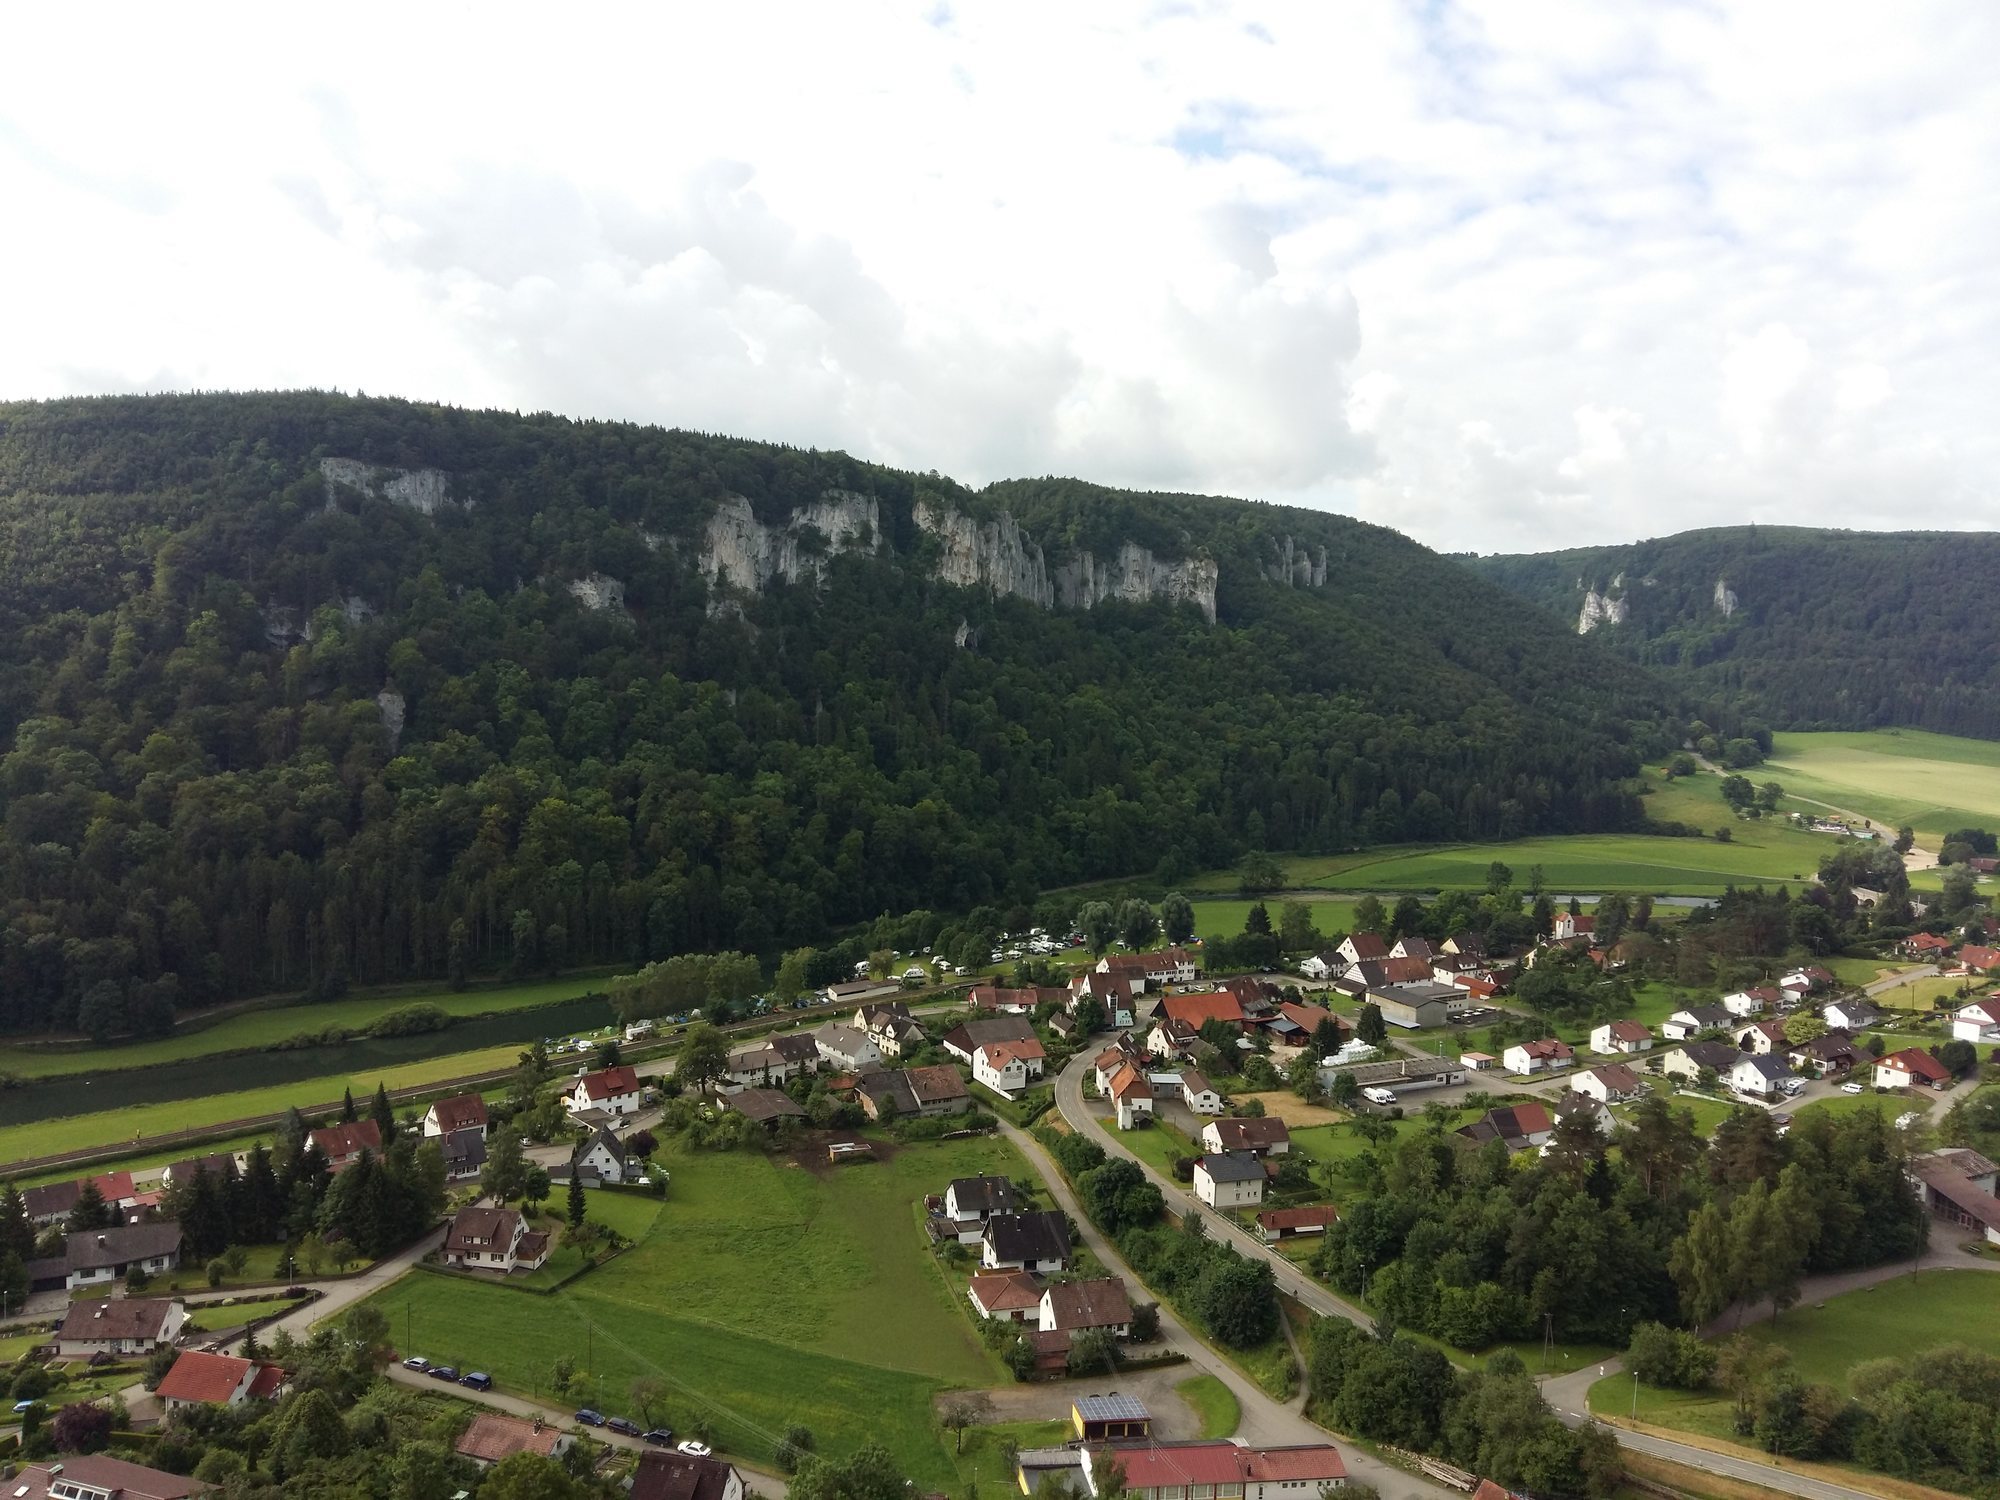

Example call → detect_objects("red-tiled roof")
1108 1065 1153 1101
1093 1442 1345 1490
308 1119 381 1161
456 1411 565 1463
1603 1020 1651 1041
1880 1047 1951 1082
1343 934 1389 960
576 1065 641 1100
428 1093 489 1133
1157 992 1246 1028
156 1349 278 1405
968 1272 1043 1313
1257 1204 1339 1231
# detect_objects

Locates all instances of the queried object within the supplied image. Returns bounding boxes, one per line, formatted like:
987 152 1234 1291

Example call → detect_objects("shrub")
1626 1321 1716 1390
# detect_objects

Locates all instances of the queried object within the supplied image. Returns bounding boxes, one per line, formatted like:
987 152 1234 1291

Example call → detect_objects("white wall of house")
1194 1168 1263 1208
1182 1084 1223 1115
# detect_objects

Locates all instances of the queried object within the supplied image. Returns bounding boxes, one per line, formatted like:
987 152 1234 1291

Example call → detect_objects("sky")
3 2 1996 555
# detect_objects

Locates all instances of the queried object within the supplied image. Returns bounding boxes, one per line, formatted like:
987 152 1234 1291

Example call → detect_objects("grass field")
0 1045 526 1163
1191 899 1362 942
185 1295 307 1331
1174 1374 1241 1438
1119 1119 1202 1181
0 975 614 1082
1765 730 2000 841
361 1136 1029 1487
1588 1270 2000 1442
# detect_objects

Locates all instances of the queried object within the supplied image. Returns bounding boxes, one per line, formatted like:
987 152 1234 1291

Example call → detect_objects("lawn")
1117 1118 1202 1181
504 1190 664 1288
0 975 614 1082
1288 1116 1436 1167
1192 898 1362 943
1764 729 2000 841
1614 1081 1736 1138
360 1134 1033 1487
0 1044 529 1164
1869 975 1990 1014
1791 1093 1922 1127
1589 1270 2000 1439
1174 1374 1240 1438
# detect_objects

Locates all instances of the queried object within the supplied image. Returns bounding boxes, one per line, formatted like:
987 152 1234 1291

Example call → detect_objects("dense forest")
1470 527 2000 736
0 393 1678 1034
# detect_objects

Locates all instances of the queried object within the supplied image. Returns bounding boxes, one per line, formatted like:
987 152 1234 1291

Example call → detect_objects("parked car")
1841 1081 1864 1094
575 1409 606 1427
427 1366 459 1382
642 1429 676 1447
461 1372 494 1391
402 1356 430 1372
607 1417 641 1437
678 1441 712 1457
12 1400 36 1415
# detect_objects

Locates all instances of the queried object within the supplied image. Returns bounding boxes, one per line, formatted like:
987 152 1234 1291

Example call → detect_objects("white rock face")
914 501 1218 623
341 595 374 625
376 688 406 751
1264 535 1329 587
262 603 304 646
321 457 454 515
565 574 627 613
702 490 882 596
1577 589 1629 633
1713 579 1739 617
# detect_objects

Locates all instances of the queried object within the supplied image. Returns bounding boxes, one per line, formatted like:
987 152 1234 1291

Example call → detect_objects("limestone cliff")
1576 587 1629 633
1264 535 1329 588
913 501 1218 624
321 457 455 515
701 490 882 596
1713 579 1739 617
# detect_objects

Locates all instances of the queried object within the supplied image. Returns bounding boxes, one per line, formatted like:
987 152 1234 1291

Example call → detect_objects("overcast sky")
3 3 1995 554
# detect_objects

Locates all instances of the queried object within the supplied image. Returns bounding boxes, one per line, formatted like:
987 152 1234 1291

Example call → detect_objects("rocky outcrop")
564 574 627 613
262 602 304 647
376 688 406 752
1264 536 1329 588
701 490 881 597
321 457 454 515
914 502 1218 623
1713 579 1739 617
1577 588 1629 633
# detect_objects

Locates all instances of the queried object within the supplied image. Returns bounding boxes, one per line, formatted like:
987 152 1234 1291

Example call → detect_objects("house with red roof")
1256 1204 1339 1243
1953 999 2000 1043
422 1093 489 1140
1078 1441 1345 1500
455 1411 575 1468
5 1457 209 1500
155 1348 285 1410
973 1039 1047 1097
1456 1103 1553 1152
566 1064 643 1118
1551 912 1595 942
1107 1064 1154 1129
1901 932 1955 959
1589 1019 1653 1055
1502 1038 1574 1075
1875 1047 1954 1091
967 1270 1043 1322
1336 933 1389 966
308 1120 382 1172
1571 1064 1643 1104
1150 991 1248 1032
1958 945 2000 974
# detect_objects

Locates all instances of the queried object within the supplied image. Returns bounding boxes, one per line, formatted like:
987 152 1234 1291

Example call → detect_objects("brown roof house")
967 1270 1044 1323
1456 1103 1553 1152
630 1451 747 1500
1038 1277 1134 1339
57 1297 186 1358
309 1119 383 1172
1200 1117 1291 1156
443 1205 551 1275
858 1065 971 1120
155 1349 285 1409
422 1093 489 1139
4 1457 211 1500
455 1411 575 1468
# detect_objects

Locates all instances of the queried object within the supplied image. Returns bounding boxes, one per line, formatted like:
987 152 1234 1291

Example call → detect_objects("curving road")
1052 1046 1912 1500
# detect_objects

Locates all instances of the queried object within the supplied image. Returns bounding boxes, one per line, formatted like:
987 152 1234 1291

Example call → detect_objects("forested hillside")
1471 528 2000 737
0 393 1676 1034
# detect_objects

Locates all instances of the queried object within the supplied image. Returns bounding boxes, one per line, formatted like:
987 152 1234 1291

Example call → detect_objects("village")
0 886 1997 1500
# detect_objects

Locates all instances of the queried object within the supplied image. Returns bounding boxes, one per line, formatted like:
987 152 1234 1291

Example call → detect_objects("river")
0 994 615 1128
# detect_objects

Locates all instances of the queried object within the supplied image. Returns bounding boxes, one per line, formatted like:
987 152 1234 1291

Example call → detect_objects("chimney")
97 1234 107 1246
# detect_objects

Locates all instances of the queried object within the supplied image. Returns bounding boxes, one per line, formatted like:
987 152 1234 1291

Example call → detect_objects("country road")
1051 1046 1925 1500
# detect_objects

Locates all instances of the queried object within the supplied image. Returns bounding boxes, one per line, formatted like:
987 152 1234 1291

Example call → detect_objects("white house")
1107 1065 1155 1129
942 1176 1019 1241
1571 1064 1643 1103
56 1298 186 1359
726 1033 819 1088
570 1126 633 1185
982 1211 1072 1273
58 1222 183 1291
155 1349 284 1410
1590 1020 1653 1055
974 1042 1037 1097
444 1205 551 1274
1193 1153 1265 1209
813 1022 883 1073
1299 953 1336 982
1662 1005 1732 1040
1502 1038 1575 1074
422 1093 489 1140
1733 1020 1789 1055
1730 1054 1794 1099
1202 1118 1291 1156
1039 1278 1134 1339
1825 998 1886 1032
1952 1000 2000 1044
1180 1069 1225 1115
1336 934 1389 966
967 1271 1043 1323
1078 1442 1346 1500
1876 1048 1954 1090
1721 989 1776 1018
567 1065 643 1118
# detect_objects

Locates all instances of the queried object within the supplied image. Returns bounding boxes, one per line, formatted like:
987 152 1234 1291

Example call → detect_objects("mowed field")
0 975 611 1082
360 1136 1027 1488
1765 729 2000 841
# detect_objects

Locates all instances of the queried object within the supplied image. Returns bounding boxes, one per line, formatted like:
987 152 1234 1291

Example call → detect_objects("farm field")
0 1043 526 1164
360 1135 1031 1488
1765 729 2000 840
0 975 614 1081
1192 898 1362 943
1587 1270 2000 1441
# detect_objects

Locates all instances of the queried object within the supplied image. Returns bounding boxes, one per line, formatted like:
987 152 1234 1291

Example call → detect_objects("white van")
1362 1086 1398 1106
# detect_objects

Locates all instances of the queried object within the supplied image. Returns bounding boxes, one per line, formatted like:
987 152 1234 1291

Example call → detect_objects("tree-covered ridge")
0 392 1675 1034
1469 526 2000 737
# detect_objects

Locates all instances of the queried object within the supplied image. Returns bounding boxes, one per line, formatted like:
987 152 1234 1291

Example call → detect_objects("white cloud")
2 2 1999 552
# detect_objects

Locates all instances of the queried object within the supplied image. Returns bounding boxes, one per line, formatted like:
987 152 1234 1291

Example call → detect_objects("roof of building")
1957 999 2000 1025
1088 1441 1344 1491
1206 1117 1291 1149
164 1153 238 1184
1734 1053 1794 1079
8 1456 209 1500
1516 1038 1573 1058
1180 1068 1216 1097
1108 1065 1153 1101
427 1093 489 1133
443 1127 489 1169
1041 1276 1134 1331
1881 1047 1952 1082
155 1349 282 1405
1155 992 1247 1029
308 1119 382 1161
1196 1152 1266 1184
1074 1394 1150 1423
1257 1204 1340 1231
909 1064 972 1104
21 1179 80 1219
575 1064 641 1100
727 1087 805 1123
456 1410 567 1463
445 1204 522 1256
984 1210 1071 1265
944 1017 1039 1054
1673 1004 1733 1026
978 1040 1046 1071
1584 1064 1642 1093
1456 1103 1552 1146
968 1271 1044 1313
630 1452 741 1500
1343 934 1390 960
64 1221 182 1272
1675 1041 1743 1071
947 1176 1018 1215
1912 1146 1999 1181
59 1297 180 1344
1381 956 1435 985
1602 1019 1651 1042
